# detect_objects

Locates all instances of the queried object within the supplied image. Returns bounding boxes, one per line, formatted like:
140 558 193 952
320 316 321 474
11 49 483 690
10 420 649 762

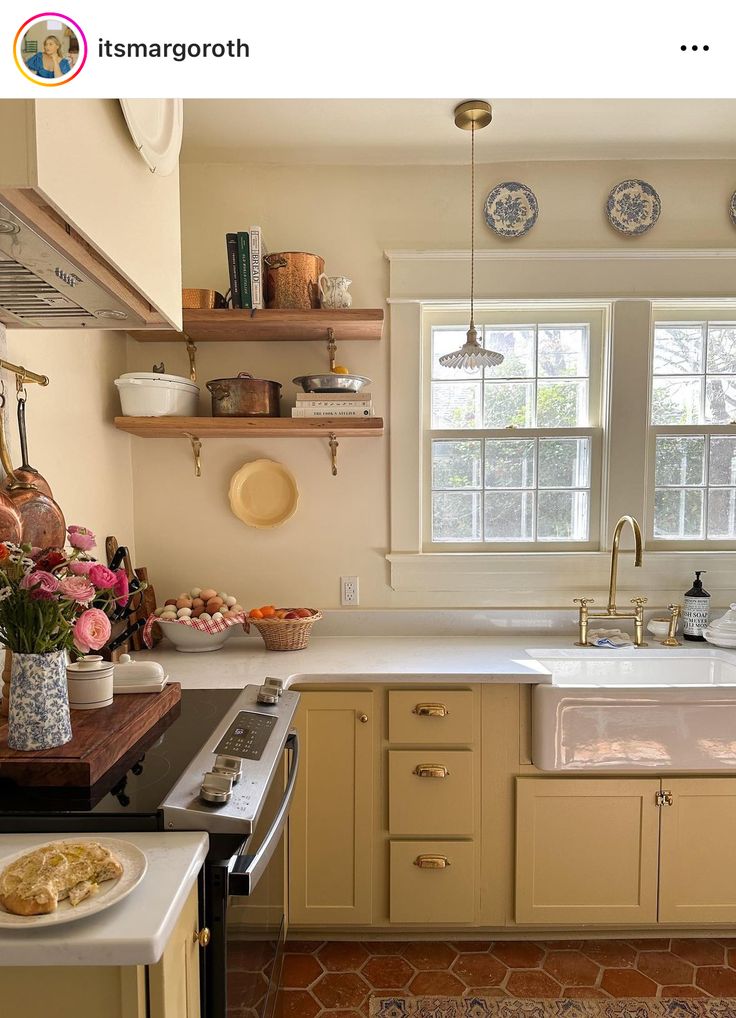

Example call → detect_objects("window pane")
536 381 587 426
432 441 481 489
484 491 534 542
432 491 481 542
651 378 702 424
431 382 481 428
537 328 588 377
537 491 589 541
483 382 534 428
484 439 535 489
432 329 480 380
484 328 534 378
654 436 705 487
705 377 736 424
709 436 736 486
708 489 736 539
654 489 704 539
538 438 590 488
653 326 704 374
706 327 736 374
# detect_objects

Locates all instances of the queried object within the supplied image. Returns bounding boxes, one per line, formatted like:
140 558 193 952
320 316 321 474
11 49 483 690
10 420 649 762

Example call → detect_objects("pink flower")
113 568 129 608
73 608 111 654
59 576 96 604
67 526 96 552
69 560 93 576
20 570 60 600
89 564 118 589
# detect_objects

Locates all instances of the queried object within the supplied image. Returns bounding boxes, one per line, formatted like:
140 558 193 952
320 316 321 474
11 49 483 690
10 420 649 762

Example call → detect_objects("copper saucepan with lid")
206 372 282 418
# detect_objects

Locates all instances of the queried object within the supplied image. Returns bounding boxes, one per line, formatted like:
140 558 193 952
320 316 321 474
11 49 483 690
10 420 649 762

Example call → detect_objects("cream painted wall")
126 158 736 608
0 326 135 561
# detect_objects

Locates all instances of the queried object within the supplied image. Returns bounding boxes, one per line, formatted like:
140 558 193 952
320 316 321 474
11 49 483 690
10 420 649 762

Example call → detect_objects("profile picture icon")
14 13 87 86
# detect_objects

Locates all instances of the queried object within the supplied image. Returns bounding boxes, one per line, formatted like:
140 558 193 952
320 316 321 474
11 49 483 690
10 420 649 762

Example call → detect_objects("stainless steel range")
0 680 300 1018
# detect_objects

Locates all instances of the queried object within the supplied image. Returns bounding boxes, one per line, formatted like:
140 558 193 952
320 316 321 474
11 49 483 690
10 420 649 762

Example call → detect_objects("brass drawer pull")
414 764 450 778
414 854 450 869
357 713 369 724
413 703 449 718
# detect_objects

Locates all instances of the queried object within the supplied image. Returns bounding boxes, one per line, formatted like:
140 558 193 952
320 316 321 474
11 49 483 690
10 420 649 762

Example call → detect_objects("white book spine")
249 227 262 309
291 407 373 418
295 392 372 402
296 400 373 409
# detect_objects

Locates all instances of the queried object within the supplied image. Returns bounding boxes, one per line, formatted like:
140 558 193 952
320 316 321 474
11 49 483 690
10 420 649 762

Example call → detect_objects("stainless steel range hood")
0 201 146 329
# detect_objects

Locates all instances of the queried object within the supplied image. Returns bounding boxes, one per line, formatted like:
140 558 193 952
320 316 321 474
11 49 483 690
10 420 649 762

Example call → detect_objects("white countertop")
0 832 207 966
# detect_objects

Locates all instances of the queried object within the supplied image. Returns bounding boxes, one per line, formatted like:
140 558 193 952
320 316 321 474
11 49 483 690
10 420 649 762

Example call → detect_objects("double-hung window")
648 311 736 548
424 305 606 551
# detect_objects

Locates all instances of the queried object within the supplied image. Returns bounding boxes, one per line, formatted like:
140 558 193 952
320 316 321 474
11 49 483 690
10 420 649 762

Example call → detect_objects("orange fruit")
248 608 264 619
260 605 276 618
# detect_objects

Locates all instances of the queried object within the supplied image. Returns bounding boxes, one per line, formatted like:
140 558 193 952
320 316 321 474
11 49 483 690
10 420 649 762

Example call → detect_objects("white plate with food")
0 837 147 928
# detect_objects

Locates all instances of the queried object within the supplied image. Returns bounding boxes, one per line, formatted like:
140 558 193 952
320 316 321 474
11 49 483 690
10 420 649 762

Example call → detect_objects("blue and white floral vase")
7 650 72 751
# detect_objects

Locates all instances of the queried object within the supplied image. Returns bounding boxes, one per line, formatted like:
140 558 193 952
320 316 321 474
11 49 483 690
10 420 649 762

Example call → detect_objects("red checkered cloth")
143 611 249 648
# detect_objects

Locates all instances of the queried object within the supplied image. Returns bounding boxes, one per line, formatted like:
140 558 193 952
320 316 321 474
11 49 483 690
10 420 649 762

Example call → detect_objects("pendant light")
439 100 504 371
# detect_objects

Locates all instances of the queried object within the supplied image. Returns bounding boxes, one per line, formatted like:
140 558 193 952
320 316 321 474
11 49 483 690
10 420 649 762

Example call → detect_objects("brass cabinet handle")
358 713 369 724
414 854 450 869
412 703 449 717
194 927 211 948
414 764 450 778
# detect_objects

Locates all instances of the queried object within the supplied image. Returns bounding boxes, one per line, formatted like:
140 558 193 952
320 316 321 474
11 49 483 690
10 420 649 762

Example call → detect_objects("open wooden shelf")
127 308 384 343
114 416 384 438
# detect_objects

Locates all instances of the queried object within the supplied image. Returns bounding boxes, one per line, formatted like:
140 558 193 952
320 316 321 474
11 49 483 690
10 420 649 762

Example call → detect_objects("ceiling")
181 99 736 165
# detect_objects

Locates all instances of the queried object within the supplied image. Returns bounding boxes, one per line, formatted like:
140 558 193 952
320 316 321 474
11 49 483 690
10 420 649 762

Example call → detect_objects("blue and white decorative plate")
606 179 661 235
484 182 539 238
729 190 736 227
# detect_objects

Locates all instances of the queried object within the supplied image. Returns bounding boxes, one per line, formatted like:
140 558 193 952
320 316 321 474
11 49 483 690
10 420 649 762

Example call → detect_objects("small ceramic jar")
646 617 672 641
67 655 114 710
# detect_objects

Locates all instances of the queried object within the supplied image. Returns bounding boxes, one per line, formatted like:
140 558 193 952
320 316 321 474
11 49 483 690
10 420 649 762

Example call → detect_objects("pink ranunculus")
89 564 118 589
59 576 96 605
69 560 93 576
20 570 60 599
73 608 111 654
113 568 129 608
67 525 96 552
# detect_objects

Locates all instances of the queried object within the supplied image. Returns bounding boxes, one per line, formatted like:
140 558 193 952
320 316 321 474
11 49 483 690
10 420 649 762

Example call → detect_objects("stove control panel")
212 711 277 761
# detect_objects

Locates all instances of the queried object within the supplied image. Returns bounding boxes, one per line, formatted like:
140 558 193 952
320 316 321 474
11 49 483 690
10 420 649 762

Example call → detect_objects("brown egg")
191 607 204 618
176 597 193 610
200 588 218 602
206 596 224 611
192 597 205 608
165 598 178 607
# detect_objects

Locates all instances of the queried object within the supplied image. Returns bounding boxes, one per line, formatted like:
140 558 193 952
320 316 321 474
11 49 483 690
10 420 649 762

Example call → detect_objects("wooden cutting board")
0 683 181 787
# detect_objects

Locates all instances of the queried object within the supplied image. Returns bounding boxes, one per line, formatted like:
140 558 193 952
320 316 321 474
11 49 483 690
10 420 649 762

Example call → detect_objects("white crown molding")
385 248 736 262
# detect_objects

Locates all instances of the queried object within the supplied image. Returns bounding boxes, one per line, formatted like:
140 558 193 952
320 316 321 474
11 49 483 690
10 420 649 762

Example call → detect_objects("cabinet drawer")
389 750 474 836
390 841 475 924
388 690 474 745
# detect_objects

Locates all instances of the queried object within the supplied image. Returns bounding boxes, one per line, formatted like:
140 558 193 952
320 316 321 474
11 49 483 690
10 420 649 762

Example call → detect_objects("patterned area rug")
369 998 736 1018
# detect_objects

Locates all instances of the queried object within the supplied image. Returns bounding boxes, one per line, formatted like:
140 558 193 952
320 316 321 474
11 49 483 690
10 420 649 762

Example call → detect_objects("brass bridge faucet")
574 515 648 648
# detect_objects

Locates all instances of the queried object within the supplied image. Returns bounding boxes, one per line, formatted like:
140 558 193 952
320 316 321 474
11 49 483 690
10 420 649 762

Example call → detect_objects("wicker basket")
246 610 322 651
182 288 227 309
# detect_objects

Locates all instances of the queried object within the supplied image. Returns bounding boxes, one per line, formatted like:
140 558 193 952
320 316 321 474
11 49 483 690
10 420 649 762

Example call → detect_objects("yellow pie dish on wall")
228 459 299 529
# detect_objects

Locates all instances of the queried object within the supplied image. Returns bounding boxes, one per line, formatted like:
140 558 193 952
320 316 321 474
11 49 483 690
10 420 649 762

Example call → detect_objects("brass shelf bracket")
185 337 198 382
326 328 337 372
184 433 202 477
328 432 339 476
0 358 49 386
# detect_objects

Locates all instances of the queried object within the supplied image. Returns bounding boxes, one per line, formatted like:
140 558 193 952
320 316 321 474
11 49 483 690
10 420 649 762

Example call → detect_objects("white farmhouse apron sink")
527 647 736 771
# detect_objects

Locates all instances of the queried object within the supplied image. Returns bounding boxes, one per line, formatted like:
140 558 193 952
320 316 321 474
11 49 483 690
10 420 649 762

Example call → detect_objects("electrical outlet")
340 575 359 606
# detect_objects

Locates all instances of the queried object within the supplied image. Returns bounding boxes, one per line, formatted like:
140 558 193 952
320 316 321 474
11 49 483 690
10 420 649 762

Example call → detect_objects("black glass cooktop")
0 689 241 823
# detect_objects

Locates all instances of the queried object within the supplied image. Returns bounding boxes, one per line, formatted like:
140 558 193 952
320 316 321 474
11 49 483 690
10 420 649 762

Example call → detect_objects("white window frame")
422 306 606 552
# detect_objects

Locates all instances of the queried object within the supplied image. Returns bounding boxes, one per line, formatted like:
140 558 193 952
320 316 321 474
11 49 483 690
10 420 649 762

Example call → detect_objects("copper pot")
206 373 282 417
264 252 325 310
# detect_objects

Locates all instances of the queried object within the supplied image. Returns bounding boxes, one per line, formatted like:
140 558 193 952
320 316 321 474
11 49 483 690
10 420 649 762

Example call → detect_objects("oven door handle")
227 730 299 895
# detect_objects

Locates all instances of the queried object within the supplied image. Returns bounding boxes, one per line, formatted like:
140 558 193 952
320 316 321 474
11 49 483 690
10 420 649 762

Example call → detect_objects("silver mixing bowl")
292 374 371 393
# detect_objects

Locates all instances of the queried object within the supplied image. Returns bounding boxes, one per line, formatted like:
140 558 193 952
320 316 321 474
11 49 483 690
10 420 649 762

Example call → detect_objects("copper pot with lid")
206 373 282 418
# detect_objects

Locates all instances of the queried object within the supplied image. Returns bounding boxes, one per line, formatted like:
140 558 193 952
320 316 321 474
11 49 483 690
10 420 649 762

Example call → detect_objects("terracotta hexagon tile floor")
257 938 736 1018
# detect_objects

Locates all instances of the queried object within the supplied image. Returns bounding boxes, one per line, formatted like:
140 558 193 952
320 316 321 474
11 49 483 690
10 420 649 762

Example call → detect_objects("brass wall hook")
186 338 198 382
184 433 202 477
326 328 337 372
328 432 339 476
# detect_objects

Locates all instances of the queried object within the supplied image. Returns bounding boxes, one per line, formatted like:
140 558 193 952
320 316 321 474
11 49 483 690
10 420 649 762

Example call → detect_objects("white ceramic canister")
67 655 114 710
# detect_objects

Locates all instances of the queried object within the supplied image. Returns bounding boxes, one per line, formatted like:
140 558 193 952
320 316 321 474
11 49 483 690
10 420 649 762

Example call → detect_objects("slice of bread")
0 841 123 917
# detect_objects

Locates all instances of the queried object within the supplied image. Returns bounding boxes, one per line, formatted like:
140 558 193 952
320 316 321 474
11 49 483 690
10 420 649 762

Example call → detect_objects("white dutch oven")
114 371 199 417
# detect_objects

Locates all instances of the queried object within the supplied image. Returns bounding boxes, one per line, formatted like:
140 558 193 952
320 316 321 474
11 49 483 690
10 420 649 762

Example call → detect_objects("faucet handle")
630 596 648 608
668 603 682 616
573 597 595 606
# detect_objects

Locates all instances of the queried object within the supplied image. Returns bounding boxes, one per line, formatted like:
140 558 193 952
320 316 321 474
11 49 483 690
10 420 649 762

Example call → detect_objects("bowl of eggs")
153 587 246 653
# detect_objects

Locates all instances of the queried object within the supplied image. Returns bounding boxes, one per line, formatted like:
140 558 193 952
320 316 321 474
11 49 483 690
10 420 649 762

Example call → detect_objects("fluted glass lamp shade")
438 324 504 371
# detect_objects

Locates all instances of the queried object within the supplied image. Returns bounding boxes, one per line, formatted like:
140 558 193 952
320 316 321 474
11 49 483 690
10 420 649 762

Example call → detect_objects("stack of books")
225 228 266 309
291 392 375 418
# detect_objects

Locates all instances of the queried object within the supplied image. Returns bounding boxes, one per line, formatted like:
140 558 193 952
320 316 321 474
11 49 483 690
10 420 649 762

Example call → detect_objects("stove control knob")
213 755 243 785
199 771 233 805
257 677 284 704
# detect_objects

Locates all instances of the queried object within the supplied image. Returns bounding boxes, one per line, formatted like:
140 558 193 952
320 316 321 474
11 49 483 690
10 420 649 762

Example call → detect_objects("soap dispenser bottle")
683 570 710 641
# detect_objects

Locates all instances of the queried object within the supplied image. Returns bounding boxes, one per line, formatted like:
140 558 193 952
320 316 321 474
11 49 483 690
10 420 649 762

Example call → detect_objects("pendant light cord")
470 120 475 331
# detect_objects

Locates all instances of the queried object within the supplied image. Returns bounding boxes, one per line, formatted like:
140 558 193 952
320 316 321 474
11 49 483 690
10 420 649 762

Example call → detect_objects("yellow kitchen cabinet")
515 777 661 925
289 690 374 925
1 884 201 1018
390 840 475 924
388 749 474 836
659 777 736 924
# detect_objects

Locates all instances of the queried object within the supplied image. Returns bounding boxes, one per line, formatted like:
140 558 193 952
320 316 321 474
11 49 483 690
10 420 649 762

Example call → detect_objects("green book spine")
237 232 252 309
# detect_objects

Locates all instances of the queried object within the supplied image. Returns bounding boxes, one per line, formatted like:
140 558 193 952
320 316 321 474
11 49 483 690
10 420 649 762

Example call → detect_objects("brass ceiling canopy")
439 100 504 372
